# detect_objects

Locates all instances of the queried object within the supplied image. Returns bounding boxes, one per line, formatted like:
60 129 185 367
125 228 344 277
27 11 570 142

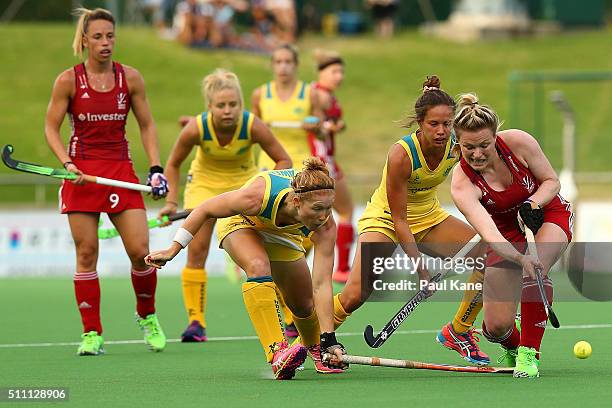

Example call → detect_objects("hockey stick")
324 354 513 374
363 234 482 348
269 116 319 129
521 219 561 328
2 145 152 193
98 210 191 239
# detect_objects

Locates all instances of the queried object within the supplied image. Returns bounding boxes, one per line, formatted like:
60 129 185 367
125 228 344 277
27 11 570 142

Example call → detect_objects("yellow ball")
573 341 592 359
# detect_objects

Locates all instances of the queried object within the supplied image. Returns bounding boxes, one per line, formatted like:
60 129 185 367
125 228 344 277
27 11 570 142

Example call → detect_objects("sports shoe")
307 344 344 374
136 313 166 352
271 341 307 380
332 269 350 284
436 322 490 365
513 346 540 378
181 320 207 342
77 331 104 356
284 322 299 339
497 347 518 367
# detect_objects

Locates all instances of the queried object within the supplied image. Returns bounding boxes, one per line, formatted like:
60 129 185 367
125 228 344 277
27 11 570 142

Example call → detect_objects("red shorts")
486 199 574 268
60 159 145 214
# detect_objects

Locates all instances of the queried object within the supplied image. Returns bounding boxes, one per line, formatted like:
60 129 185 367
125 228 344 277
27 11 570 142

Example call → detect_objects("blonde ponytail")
454 93 501 137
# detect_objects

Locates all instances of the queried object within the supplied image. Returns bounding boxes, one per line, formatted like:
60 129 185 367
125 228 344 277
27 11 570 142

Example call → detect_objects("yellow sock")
242 278 285 362
333 294 351 330
292 309 319 347
181 266 207 326
273 284 294 326
451 269 484 333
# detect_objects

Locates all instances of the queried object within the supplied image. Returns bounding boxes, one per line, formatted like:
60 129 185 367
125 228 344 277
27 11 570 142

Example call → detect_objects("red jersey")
68 62 131 161
308 82 344 178
60 62 144 214
460 135 573 242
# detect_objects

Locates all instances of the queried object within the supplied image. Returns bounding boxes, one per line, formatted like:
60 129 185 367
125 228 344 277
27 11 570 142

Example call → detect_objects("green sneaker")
497 347 518 367
513 346 540 378
77 331 104 356
136 313 166 352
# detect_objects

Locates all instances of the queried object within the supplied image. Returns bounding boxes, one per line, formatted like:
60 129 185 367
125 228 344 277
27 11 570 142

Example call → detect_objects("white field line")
1 323 611 349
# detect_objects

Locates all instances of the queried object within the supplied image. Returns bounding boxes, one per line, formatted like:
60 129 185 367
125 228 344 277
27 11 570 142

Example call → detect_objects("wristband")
63 161 74 170
526 198 541 209
173 227 193 248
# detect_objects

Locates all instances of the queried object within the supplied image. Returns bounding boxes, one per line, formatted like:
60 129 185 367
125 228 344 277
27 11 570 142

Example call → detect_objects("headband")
318 57 344 71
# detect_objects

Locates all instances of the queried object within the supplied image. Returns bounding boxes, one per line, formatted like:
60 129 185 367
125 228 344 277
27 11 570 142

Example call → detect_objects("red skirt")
60 159 145 214
486 196 574 268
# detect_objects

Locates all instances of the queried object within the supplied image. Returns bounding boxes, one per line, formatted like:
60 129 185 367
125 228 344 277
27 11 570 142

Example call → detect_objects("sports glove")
320 332 348 369
147 165 169 200
518 200 544 234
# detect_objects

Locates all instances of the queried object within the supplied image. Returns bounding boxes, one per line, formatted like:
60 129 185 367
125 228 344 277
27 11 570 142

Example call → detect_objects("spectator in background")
366 0 398 38
174 0 210 45
262 0 296 43
243 0 280 52
208 0 249 48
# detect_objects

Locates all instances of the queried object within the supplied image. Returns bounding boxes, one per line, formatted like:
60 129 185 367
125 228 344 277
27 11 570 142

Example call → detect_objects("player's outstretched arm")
450 166 542 277
146 178 265 268
311 216 348 369
310 216 337 333
158 118 200 224
385 144 429 282
44 70 86 184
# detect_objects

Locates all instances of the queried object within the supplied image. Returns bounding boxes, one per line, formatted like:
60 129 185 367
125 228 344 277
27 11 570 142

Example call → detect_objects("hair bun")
423 75 441 91
302 157 329 175
458 93 479 109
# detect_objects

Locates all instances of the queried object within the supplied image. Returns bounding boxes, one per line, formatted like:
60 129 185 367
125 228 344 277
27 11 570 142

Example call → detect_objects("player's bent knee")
127 248 150 269
75 245 98 270
243 258 271 278
289 302 314 318
483 319 513 338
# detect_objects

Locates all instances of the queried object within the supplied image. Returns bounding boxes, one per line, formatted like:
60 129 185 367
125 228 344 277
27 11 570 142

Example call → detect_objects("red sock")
74 271 102 334
336 222 354 272
482 320 520 350
131 267 157 318
520 276 553 352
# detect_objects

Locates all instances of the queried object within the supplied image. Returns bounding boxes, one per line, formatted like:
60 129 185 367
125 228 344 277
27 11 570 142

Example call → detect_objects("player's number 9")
109 193 120 209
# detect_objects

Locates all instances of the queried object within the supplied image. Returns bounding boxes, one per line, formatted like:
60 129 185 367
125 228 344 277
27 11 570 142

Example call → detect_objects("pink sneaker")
271 341 307 380
307 344 344 374
436 322 490 365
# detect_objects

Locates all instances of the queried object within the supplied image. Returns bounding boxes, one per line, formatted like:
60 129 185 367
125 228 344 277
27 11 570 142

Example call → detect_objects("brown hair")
272 43 299 65
72 7 115 59
400 75 456 129
454 93 501 137
313 48 344 71
291 157 335 197
202 69 244 108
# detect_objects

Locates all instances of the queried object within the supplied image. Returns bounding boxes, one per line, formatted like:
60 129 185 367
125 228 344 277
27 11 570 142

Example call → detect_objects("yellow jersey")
257 80 312 170
359 132 458 239
217 168 312 257
187 110 257 190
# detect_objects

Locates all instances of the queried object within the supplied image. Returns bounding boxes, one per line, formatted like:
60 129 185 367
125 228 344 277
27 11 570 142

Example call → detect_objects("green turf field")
1 276 610 407
1 24 612 205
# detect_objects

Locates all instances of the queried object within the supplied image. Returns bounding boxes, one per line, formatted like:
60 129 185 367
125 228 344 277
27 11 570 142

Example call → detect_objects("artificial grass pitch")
0 277 610 407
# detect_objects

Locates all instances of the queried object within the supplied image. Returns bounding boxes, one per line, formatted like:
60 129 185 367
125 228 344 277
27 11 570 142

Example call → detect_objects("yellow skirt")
216 215 306 262
357 201 450 243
